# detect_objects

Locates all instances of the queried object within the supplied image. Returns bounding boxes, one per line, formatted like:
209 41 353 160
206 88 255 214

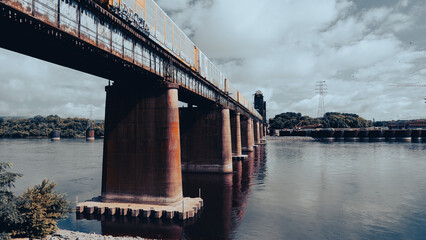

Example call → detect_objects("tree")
13 180 72 239
0 163 23 239
269 112 303 129
321 112 372 128
0 163 72 239
0 116 105 138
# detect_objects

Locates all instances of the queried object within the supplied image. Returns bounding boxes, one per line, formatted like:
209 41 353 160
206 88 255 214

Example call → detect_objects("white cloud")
161 0 426 120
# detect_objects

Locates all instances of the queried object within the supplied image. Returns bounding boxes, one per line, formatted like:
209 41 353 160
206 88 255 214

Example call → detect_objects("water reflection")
183 172 232 239
183 147 267 239
101 217 183 239
7 138 426 239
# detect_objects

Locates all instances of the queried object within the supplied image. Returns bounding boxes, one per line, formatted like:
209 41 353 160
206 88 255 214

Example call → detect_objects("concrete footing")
232 155 248 160
76 197 203 220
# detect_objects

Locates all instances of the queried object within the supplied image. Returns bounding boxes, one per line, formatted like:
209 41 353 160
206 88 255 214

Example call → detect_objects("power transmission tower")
315 81 327 118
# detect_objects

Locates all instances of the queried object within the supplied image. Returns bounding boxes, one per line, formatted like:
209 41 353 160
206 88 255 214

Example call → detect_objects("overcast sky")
1 0 425 120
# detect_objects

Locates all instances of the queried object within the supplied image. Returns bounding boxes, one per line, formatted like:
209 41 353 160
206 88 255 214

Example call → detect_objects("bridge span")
0 0 266 214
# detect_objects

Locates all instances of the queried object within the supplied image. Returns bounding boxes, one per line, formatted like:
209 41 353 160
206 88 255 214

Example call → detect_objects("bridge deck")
0 0 263 121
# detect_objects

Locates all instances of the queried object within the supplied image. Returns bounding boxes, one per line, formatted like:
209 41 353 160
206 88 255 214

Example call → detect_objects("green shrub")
0 162 72 239
13 179 72 239
0 163 23 240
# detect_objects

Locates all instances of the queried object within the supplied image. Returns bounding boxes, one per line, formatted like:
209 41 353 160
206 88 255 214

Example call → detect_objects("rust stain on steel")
60 25 79 37
81 33 96 46
3 0 31 15
111 49 122 57
97 42 110 52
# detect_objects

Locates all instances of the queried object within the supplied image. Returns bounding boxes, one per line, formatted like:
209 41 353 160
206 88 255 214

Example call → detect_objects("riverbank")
13 229 147 240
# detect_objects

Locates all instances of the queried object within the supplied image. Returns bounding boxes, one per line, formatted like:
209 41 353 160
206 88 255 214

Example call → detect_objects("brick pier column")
180 107 233 173
101 81 182 205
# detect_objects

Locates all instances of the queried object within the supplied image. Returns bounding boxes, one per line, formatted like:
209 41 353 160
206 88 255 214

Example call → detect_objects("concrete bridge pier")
254 121 260 146
231 112 247 160
101 81 183 205
241 117 255 152
180 106 233 173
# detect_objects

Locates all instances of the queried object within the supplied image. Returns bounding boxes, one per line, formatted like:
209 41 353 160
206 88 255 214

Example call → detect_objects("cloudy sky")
1 0 425 120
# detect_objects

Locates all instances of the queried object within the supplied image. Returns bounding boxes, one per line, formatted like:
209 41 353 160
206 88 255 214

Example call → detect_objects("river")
1 138 425 239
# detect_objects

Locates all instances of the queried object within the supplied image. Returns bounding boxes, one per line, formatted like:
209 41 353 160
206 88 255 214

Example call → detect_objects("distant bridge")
0 0 266 210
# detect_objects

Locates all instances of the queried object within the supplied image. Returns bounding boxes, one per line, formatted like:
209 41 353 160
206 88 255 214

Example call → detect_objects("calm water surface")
1 138 425 239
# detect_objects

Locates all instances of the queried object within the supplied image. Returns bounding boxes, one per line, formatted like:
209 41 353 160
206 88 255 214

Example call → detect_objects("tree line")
269 112 372 129
0 115 104 138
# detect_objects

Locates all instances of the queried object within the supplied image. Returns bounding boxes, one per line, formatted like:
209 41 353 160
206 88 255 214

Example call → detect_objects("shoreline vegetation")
269 112 373 130
0 115 104 138
268 112 425 132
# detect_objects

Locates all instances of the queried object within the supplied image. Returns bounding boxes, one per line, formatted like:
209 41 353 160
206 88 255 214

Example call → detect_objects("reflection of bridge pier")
101 217 183 239
183 173 233 239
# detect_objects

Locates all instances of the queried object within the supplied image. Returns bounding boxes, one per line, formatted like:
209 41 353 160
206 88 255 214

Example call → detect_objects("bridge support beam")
101 81 183 205
241 117 254 152
260 123 264 140
180 107 233 173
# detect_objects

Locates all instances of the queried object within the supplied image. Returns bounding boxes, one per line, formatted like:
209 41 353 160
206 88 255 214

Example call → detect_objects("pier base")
76 197 203 220
232 155 248 160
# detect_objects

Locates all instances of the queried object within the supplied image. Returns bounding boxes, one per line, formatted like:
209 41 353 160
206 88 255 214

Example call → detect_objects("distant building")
254 90 267 123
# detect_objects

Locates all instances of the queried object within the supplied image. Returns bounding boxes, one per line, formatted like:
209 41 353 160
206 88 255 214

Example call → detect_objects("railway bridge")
0 0 266 210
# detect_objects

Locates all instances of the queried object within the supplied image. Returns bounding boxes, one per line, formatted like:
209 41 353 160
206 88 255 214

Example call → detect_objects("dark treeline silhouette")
0 115 104 138
269 112 372 129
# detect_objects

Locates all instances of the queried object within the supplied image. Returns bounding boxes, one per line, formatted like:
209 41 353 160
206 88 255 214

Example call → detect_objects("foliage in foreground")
0 163 23 239
0 163 72 239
